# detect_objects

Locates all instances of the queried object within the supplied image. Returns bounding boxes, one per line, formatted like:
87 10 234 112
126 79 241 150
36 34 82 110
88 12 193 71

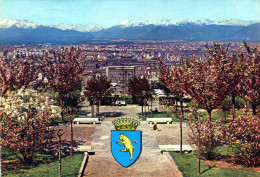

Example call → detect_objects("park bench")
159 145 194 153
146 117 172 124
115 100 127 106
73 117 101 124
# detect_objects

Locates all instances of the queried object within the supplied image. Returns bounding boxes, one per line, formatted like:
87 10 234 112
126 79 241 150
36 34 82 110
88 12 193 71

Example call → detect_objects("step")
159 144 194 152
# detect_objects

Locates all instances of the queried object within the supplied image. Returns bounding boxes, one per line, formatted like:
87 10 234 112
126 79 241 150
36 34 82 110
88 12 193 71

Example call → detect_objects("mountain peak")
50 24 104 32
0 19 103 32
117 19 259 28
0 18 259 44
0 19 40 29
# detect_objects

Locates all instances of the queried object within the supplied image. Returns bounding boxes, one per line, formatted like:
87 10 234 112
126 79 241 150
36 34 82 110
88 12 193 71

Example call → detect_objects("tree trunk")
151 101 153 118
70 117 74 156
207 110 212 122
245 101 248 115
207 110 213 150
198 130 201 175
252 103 257 115
141 105 144 116
180 97 184 154
144 104 146 116
91 101 94 117
95 100 100 117
232 94 236 120
98 100 100 117
144 104 146 117
58 135 62 177
60 98 63 121
148 104 150 117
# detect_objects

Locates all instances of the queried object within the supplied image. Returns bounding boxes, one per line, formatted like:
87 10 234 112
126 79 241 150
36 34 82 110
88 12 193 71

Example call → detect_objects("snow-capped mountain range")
0 19 103 32
0 18 259 44
0 19 40 29
50 24 103 32
0 18 258 32
117 19 258 28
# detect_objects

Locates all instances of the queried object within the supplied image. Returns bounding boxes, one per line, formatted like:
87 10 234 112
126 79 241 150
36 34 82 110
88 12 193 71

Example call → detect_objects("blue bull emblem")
111 130 142 167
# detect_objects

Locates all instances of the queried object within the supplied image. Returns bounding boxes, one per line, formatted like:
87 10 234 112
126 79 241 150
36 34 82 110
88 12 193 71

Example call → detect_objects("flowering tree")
1 110 55 165
61 89 84 156
222 115 260 167
0 86 61 119
128 77 154 115
39 47 86 158
188 117 222 160
0 86 60 164
0 56 38 94
179 43 240 121
237 42 260 115
158 43 241 174
40 47 86 120
84 76 111 117
157 58 185 153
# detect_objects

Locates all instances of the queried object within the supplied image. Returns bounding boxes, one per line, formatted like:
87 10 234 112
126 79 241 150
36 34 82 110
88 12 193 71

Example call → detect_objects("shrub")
1 111 55 165
235 96 245 110
222 115 260 167
188 117 222 160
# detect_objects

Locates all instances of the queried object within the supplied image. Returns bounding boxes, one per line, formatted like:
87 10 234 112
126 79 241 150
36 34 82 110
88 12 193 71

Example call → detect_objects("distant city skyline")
0 0 259 28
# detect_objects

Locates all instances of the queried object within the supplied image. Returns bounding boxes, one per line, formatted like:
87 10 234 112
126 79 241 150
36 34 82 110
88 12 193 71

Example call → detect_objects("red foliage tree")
84 76 111 117
0 56 38 94
128 77 154 115
1 111 54 165
40 47 86 120
237 42 260 115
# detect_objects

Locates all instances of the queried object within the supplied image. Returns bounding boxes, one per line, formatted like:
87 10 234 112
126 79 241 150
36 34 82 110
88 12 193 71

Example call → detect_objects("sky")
0 0 259 27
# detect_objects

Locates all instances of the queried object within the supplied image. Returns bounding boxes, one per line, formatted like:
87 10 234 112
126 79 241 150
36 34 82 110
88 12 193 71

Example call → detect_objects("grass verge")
139 110 249 123
139 112 191 122
2 149 84 177
170 151 259 177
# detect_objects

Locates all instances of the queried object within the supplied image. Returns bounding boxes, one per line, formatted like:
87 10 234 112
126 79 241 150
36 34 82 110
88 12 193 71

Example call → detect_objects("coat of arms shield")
111 118 142 167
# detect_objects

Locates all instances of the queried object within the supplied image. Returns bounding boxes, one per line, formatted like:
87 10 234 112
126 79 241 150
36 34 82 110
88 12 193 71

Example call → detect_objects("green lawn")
139 110 249 122
2 149 84 177
139 112 189 121
201 110 246 122
51 116 71 123
171 151 259 177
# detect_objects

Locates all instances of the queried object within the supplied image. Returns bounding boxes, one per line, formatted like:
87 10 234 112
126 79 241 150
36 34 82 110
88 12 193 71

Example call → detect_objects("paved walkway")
83 120 182 177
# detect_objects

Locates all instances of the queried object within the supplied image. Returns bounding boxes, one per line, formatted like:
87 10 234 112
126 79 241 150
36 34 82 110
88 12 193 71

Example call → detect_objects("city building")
106 66 136 96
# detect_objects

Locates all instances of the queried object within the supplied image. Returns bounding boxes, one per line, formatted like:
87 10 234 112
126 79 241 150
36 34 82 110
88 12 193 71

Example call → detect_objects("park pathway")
83 120 181 177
